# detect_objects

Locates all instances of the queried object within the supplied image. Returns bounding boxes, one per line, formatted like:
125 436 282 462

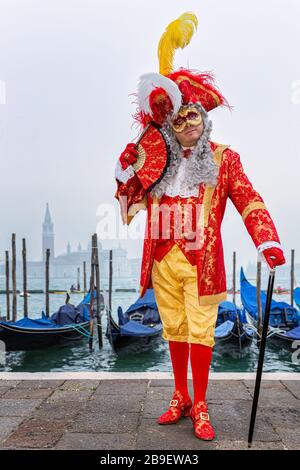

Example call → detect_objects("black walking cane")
248 267 276 447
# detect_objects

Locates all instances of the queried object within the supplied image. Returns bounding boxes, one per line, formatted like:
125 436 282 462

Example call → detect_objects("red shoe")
158 390 192 425
190 401 215 441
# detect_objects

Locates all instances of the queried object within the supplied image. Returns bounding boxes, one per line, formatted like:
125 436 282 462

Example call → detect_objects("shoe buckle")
199 411 210 421
169 399 179 407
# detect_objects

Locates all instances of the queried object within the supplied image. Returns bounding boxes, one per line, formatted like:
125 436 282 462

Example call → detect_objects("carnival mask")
171 106 203 133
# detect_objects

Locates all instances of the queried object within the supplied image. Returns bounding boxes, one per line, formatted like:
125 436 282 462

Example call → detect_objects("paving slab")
0 380 21 387
16 380 65 389
0 417 24 441
71 410 140 434
136 418 217 450
55 432 137 450
2 418 68 449
94 380 148 396
49 389 94 402
0 387 12 397
281 380 300 399
207 381 252 400
215 440 286 450
59 380 100 391
2 387 54 400
0 398 43 417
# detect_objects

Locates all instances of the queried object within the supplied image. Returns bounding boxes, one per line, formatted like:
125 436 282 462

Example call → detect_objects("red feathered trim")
168 69 232 112
149 88 173 126
132 88 173 128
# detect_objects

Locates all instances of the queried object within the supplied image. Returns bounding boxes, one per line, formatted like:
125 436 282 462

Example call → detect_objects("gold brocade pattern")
132 125 168 190
242 201 267 222
175 75 221 107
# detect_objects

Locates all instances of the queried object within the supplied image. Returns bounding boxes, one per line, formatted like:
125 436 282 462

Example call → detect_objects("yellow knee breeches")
151 244 219 347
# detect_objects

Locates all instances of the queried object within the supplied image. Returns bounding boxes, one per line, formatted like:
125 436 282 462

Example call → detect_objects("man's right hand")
119 143 139 170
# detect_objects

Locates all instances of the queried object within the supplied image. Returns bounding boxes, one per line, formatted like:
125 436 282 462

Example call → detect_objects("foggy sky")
0 0 299 271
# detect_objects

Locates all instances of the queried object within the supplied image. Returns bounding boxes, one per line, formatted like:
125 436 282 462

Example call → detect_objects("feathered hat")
136 12 230 127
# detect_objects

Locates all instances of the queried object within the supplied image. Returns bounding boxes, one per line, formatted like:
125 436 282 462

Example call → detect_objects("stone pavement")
0 376 299 450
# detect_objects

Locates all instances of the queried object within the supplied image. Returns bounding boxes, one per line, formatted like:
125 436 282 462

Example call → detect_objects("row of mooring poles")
5 233 19 322
256 248 296 340
4 234 51 322
232 249 296 343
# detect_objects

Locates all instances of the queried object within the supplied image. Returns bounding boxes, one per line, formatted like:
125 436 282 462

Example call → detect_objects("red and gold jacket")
115 142 280 305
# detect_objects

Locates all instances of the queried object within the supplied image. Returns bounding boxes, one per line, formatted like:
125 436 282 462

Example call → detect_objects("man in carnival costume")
114 13 285 441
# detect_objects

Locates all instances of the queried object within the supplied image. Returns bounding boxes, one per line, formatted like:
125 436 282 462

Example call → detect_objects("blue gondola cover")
240 267 300 328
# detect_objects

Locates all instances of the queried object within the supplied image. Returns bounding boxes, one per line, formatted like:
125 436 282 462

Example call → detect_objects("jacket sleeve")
114 159 147 225
227 148 281 248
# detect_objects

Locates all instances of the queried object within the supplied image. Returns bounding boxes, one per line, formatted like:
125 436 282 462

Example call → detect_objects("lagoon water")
0 276 299 373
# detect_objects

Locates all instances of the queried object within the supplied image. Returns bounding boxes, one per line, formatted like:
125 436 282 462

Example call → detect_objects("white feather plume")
137 73 182 118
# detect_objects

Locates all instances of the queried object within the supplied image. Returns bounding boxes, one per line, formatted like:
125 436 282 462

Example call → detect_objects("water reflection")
1 332 299 373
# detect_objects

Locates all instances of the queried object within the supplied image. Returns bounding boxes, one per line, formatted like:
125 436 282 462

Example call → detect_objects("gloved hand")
119 143 138 170
262 247 286 269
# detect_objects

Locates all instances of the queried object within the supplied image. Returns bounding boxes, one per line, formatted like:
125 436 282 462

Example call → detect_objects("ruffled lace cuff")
257 240 282 264
115 160 135 183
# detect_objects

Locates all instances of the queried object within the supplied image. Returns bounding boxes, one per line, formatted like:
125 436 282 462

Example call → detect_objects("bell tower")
42 203 55 261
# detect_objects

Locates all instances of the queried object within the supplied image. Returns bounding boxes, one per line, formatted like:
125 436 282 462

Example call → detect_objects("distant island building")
42 203 55 262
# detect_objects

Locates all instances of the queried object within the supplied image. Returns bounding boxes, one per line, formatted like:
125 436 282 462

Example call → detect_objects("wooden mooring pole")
291 249 295 307
83 261 87 295
232 251 236 306
106 249 115 351
93 233 102 348
109 249 113 315
77 267 80 291
89 236 95 351
5 251 10 321
12 233 17 322
45 248 50 318
256 260 263 342
22 238 28 318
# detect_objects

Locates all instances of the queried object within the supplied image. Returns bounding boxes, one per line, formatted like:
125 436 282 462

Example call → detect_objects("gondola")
294 287 300 309
240 267 300 346
105 289 162 349
0 293 92 351
215 301 254 349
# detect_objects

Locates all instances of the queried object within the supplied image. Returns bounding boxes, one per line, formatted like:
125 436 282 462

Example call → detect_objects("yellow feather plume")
158 12 198 76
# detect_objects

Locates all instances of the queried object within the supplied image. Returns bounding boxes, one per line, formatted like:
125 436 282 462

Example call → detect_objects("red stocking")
190 343 212 403
169 340 190 400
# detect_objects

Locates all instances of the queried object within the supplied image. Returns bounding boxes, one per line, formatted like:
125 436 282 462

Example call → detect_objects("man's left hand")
262 247 286 268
